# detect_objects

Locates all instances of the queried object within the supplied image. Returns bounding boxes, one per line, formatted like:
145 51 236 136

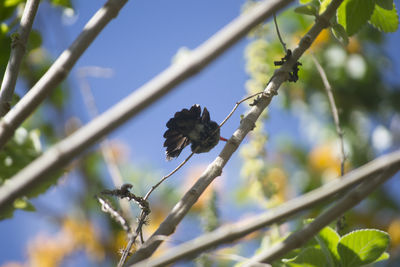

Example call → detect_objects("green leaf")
376 0 394 10
331 23 349 45
315 226 340 266
51 0 72 8
337 0 376 36
319 0 332 14
283 247 328 267
369 3 399 33
338 229 390 267
295 4 318 16
300 0 313 3
4 0 24 7
27 30 42 51
374 252 390 263
14 198 36 212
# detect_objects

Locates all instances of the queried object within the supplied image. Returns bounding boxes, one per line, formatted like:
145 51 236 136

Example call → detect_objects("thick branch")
0 0 129 148
244 168 398 265
130 150 400 267
128 0 344 264
0 0 40 116
0 0 293 213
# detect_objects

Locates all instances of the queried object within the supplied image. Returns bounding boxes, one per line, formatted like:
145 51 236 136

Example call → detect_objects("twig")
273 13 287 53
96 195 131 233
311 55 347 231
0 0 294 213
218 91 265 129
311 55 345 176
243 167 398 265
0 0 129 148
129 149 400 267
117 151 196 267
77 67 133 219
0 0 40 116
127 0 343 263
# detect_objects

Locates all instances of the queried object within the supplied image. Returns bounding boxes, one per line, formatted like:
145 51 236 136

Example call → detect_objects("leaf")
27 30 42 51
369 3 399 33
295 4 318 16
338 229 390 267
376 0 394 10
337 0 376 36
331 23 349 45
283 247 328 266
4 0 24 7
374 252 390 263
13 198 36 212
319 0 332 14
314 226 340 266
51 0 72 8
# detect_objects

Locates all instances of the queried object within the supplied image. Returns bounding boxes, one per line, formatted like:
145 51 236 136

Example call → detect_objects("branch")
129 150 400 267
0 0 129 148
244 168 398 265
311 55 346 176
0 0 40 116
0 0 294 213
127 0 344 264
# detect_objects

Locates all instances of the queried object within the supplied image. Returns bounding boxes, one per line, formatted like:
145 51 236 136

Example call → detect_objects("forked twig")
118 92 263 266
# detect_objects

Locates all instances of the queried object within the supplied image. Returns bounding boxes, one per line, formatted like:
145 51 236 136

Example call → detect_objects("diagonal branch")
311 55 346 176
127 0 344 264
0 0 129 149
0 0 40 116
243 167 398 265
129 150 400 267
0 0 294 213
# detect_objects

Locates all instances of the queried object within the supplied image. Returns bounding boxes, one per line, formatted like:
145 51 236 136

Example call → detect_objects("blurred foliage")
1 0 400 266
270 224 390 267
238 0 400 266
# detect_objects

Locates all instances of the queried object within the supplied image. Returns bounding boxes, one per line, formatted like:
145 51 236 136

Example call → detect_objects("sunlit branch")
130 150 400 266
128 0 344 264
0 0 40 116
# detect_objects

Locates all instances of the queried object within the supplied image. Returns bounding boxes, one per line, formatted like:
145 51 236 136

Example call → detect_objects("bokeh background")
1 0 400 266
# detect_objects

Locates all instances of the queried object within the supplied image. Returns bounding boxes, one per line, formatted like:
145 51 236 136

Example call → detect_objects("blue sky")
1 0 400 265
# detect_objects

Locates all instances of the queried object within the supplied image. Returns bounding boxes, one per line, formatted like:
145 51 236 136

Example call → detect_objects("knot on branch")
274 49 302 82
101 183 150 214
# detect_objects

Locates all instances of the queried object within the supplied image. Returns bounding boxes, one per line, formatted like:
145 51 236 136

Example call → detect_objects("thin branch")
0 0 40 116
129 150 400 267
311 55 346 176
118 151 195 267
127 0 344 264
0 0 294 213
273 13 287 53
96 195 131 233
77 67 133 220
0 0 129 148
244 167 398 265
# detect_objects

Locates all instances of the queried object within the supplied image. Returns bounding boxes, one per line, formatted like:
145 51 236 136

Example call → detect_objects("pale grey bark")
0 0 40 116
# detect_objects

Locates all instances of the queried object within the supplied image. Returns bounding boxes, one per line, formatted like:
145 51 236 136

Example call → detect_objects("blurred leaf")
4 0 24 7
376 0 394 10
338 229 390 266
369 3 399 33
294 4 318 16
13 197 36 211
283 247 327 266
314 226 340 266
27 30 42 51
337 0 375 36
51 0 72 8
331 23 349 45
319 0 332 14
